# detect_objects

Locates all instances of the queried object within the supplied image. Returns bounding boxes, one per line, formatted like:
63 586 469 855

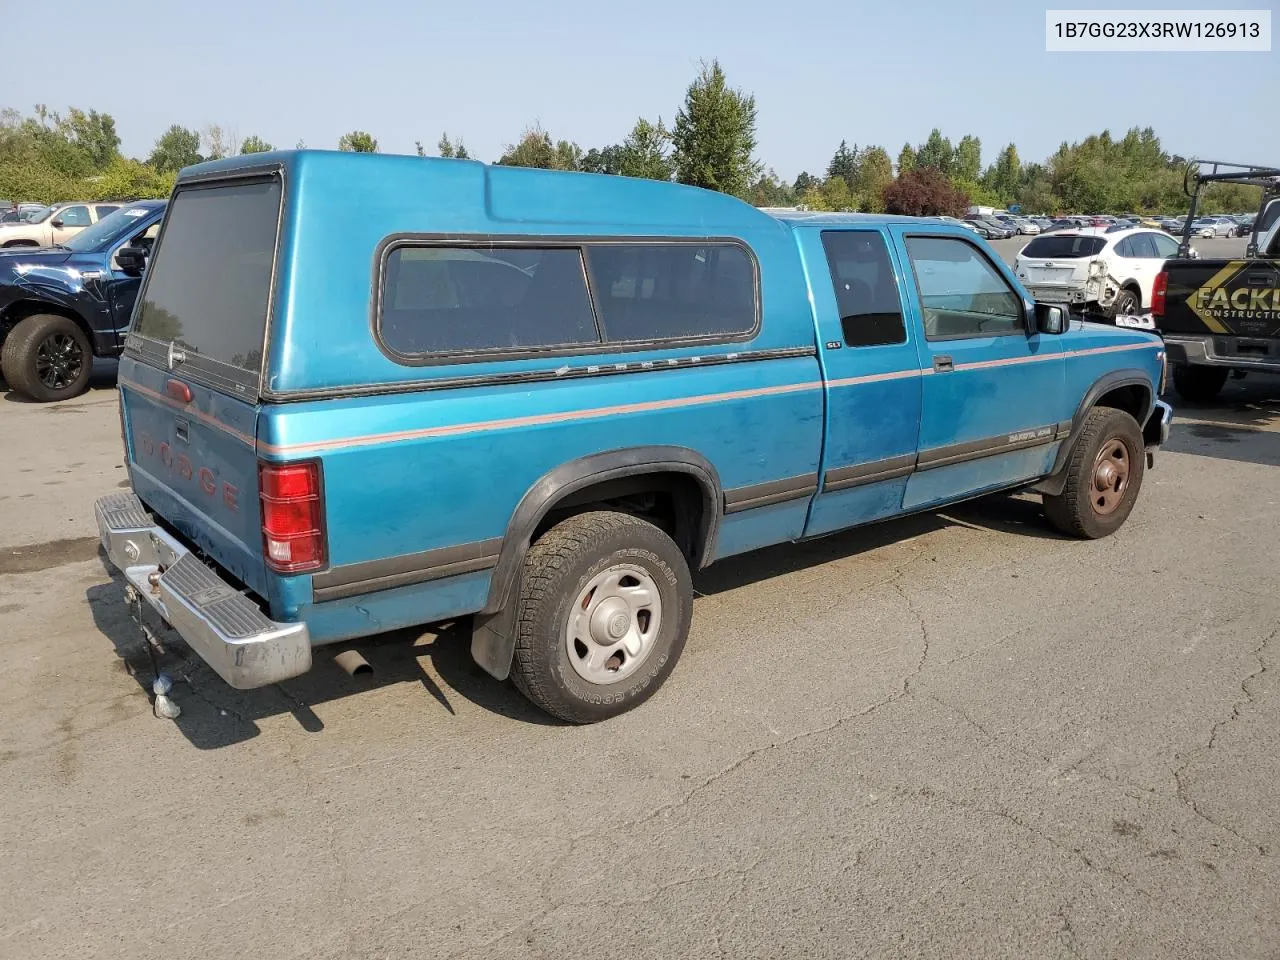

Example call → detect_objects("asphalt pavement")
1 276 1278 959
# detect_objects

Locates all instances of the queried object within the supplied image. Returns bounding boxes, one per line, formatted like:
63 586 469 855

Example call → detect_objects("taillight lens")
1152 271 1168 317
259 460 326 573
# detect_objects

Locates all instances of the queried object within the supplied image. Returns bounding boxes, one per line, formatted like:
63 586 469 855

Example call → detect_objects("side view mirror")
50 217 65 229
1034 302 1068 335
1188 246 1201 259
116 245 149 277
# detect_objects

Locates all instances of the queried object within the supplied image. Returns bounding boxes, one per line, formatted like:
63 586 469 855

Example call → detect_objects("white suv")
0 201 120 248
1014 227 1184 320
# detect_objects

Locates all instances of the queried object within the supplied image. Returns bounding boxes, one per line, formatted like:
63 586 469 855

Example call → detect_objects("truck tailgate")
120 355 267 597
1160 257 1280 337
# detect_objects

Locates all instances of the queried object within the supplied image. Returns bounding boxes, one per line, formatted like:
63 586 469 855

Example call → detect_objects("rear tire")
1043 407 1145 539
1 313 93 402
509 510 693 724
1108 288 1140 320
1172 364 1228 404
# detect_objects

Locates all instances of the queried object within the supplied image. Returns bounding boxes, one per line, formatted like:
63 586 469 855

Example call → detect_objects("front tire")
1043 407 1145 539
1 313 93 402
509 510 693 723
1172 364 1228 404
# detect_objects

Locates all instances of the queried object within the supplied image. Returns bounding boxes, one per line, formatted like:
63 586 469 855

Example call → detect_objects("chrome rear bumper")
95 493 311 689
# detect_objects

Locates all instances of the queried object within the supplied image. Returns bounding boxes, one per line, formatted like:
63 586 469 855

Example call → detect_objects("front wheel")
1043 407 1145 539
1 313 93 402
1172 364 1228 404
509 510 693 723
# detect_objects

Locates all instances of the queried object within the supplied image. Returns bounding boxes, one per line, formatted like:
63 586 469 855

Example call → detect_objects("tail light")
259 460 327 573
1152 271 1168 317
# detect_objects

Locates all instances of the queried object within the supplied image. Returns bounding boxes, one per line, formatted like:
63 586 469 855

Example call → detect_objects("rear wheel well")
533 472 709 568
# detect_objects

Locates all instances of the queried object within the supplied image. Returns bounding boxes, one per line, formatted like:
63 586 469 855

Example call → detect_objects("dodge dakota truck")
95 151 1171 724
1156 160 1280 402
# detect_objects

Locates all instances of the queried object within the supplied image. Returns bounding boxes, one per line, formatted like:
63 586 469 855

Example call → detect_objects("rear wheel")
1043 407 1145 539
509 510 692 724
1109 288 1140 320
1 313 93 402
1172 364 1228 404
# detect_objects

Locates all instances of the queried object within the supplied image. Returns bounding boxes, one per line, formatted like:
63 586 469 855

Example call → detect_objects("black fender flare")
1034 369 1154 497
471 446 723 680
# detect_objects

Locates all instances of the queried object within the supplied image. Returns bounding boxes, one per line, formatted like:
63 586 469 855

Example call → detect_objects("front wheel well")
1094 383 1150 425
0 300 93 348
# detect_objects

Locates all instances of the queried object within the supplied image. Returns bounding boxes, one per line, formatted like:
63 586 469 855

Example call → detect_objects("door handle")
933 355 955 372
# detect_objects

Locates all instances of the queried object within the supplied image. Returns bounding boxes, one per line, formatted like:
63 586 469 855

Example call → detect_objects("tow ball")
124 583 181 720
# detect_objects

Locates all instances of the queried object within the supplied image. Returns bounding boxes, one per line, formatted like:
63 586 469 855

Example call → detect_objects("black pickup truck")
1154 161 1280 402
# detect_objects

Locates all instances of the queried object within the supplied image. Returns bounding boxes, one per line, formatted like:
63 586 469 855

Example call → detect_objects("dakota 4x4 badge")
1190 260 1280 334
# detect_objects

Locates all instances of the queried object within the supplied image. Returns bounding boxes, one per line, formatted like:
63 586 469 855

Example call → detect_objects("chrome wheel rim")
36 332 84 390
564 563 662 685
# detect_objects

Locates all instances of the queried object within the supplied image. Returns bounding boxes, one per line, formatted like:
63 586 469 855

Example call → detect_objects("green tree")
498 126 580 170
616 117 673 181
438 133 470 159
983 143 1021 204
749 170 795 207
148 125 202 172
853 146 893 212
338 130 378 153
953 135 982 184
826 140 859 189
897 143 916 175
240 135 274 154
581 145 625 175
671 59 761 198
61 108 119 169
793 171 819 194
915 128 954 175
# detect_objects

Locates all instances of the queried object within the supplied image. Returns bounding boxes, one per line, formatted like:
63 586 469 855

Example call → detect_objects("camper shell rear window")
375 237 759 363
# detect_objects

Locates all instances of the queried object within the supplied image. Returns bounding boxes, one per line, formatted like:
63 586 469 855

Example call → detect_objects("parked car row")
0 201 125 247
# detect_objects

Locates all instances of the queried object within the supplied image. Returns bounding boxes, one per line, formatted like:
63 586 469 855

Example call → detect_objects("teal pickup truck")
96 151 1171 723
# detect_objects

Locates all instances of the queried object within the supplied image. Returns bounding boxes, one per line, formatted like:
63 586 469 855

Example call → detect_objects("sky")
4 0 1277 180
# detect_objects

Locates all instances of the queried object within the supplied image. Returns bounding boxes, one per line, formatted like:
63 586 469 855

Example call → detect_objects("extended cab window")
133 178 282 390
380 246 599 356
905 236 1022 340
585 242 756 342
819 230 905 346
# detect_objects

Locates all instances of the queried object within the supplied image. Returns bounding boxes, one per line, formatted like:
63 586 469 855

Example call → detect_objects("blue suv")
0 199 166 401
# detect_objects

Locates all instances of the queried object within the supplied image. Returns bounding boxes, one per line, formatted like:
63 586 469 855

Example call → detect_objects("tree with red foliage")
882 167 970 217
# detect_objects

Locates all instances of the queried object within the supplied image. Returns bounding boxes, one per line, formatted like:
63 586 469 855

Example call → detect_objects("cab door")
51 204 92 244
892 229 1067 512
799 227 923 537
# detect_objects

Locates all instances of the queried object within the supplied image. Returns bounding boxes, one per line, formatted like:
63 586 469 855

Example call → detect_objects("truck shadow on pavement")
1161 382 1280 468
85 491 1060 748
86 557 563 750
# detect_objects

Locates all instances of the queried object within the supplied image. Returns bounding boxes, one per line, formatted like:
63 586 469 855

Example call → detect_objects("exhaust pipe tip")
333 649 373 678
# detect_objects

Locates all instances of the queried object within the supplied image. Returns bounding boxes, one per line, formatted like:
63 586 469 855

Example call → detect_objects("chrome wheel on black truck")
510 510 692 724
1043 406 1145 539
1 313 93 402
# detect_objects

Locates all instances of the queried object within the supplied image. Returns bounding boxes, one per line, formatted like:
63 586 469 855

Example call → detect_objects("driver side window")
905 236 1023 340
